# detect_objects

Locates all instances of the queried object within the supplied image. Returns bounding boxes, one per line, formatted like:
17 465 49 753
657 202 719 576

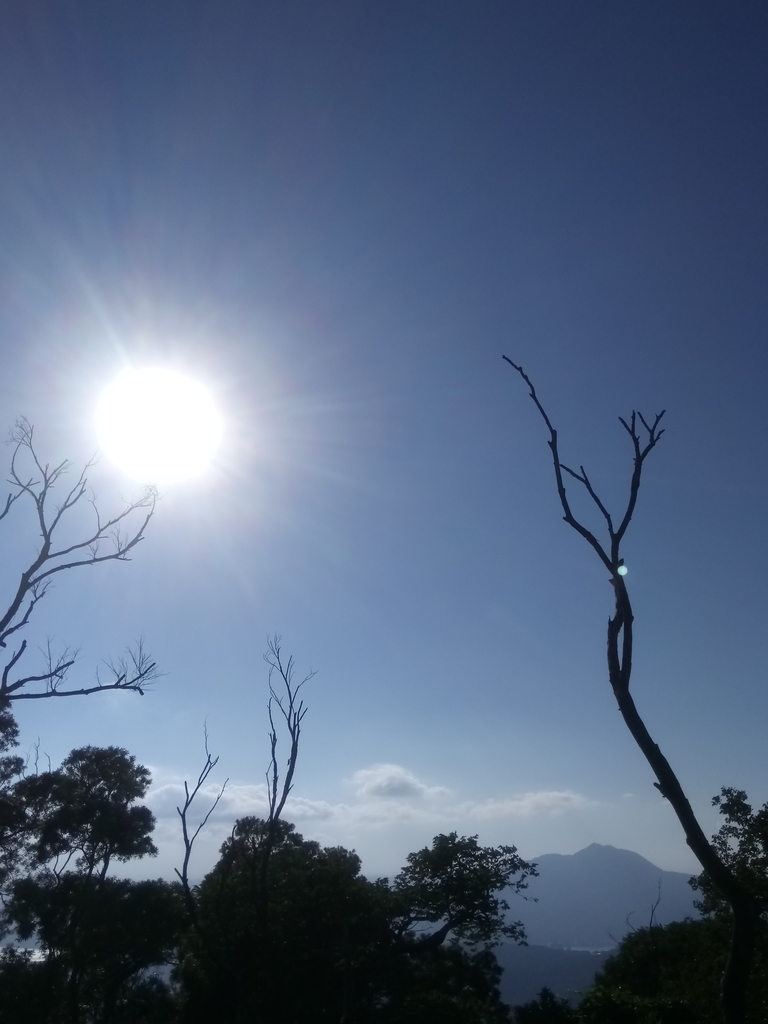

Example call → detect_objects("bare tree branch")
502 358 614 572
614 410 665 547
1 639 77 696
264 635 312 825
260 635 314 902
505 358 761 1024
559 462 615 534
175 728 229 934
0 418 158 700
0 641 159 701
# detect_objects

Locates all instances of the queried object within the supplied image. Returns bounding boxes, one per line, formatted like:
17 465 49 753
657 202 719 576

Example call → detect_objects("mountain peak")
534 843 654 867
517 844 698 949
572 843 655 866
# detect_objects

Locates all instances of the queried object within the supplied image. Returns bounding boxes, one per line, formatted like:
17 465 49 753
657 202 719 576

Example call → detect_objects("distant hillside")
493 844 700 1007
507 843 699 950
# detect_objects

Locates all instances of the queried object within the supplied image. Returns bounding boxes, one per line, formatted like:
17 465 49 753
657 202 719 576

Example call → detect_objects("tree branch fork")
0 418 158 701
505 356 762 1024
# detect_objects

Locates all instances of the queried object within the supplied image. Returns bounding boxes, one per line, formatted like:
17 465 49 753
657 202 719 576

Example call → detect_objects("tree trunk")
721 900 760 1024
504 360 764 1024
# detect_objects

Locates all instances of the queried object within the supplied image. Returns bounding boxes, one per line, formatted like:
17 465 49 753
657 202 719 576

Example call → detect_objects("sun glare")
96 368 223 484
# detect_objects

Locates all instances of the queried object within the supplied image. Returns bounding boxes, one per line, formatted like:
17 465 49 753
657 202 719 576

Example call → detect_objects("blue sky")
0 1 766 881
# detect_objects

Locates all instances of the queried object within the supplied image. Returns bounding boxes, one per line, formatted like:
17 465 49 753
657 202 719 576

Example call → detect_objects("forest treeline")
0 711 767 1023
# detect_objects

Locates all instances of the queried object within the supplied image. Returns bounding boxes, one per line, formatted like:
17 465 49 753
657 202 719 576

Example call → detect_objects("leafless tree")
0 418 158 702
505 358 762 1024
260 634 313 900
175 728 228 934
173 636 313 916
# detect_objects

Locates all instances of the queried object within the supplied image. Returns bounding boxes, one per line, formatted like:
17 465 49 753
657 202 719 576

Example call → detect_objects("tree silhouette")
0 703 25 893
578 917 768 1023
176 821 528 1023
691 789 768 920
505 359 763 1024
514 987 576 1023
1 746 183 1023
0 418 157 703
260 635 313 903
393 832 535 949
0 420 163 1001
14 746 157 880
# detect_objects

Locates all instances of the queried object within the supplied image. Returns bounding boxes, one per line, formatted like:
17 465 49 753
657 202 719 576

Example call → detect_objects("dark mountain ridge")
496 843 700 1006
510 842 699 949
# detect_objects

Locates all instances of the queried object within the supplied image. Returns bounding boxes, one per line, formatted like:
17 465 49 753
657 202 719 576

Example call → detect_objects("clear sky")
0 1 766 882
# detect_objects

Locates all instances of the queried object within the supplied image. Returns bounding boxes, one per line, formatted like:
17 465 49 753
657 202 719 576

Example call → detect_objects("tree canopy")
0 745 183 1024
175 818 533 1024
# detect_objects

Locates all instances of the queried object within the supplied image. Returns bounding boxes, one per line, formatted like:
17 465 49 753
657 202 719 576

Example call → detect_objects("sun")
96 368 223 484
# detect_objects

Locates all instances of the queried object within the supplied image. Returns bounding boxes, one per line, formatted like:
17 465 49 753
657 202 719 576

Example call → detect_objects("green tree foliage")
0 747 536 1022
1 877 183 1024
393 831 535 949
378 943 512 1024
176 819 532 1023
0 746 184 1024
691 789 768 919
0 425 171 1020
579 919 768 1024
0 701 25 893
513 987 576 1022
177 817 388 1023
14 747 157 880
578 791 768 1024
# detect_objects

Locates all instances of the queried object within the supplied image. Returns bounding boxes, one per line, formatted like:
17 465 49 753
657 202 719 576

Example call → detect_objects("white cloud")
147 781 267 826
459 790 596 820
148 767 595 833
139 766 604 884
352 764 451 801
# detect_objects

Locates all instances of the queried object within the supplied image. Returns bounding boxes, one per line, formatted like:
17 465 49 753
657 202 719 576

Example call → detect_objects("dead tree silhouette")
0 417 158 703
505 358 763 1024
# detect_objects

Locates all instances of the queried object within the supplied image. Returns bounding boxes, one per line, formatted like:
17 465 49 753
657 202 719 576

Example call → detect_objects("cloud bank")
148 763 595 833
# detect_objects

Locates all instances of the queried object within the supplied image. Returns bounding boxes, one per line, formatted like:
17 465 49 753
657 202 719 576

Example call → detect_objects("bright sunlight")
96 367 223 483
